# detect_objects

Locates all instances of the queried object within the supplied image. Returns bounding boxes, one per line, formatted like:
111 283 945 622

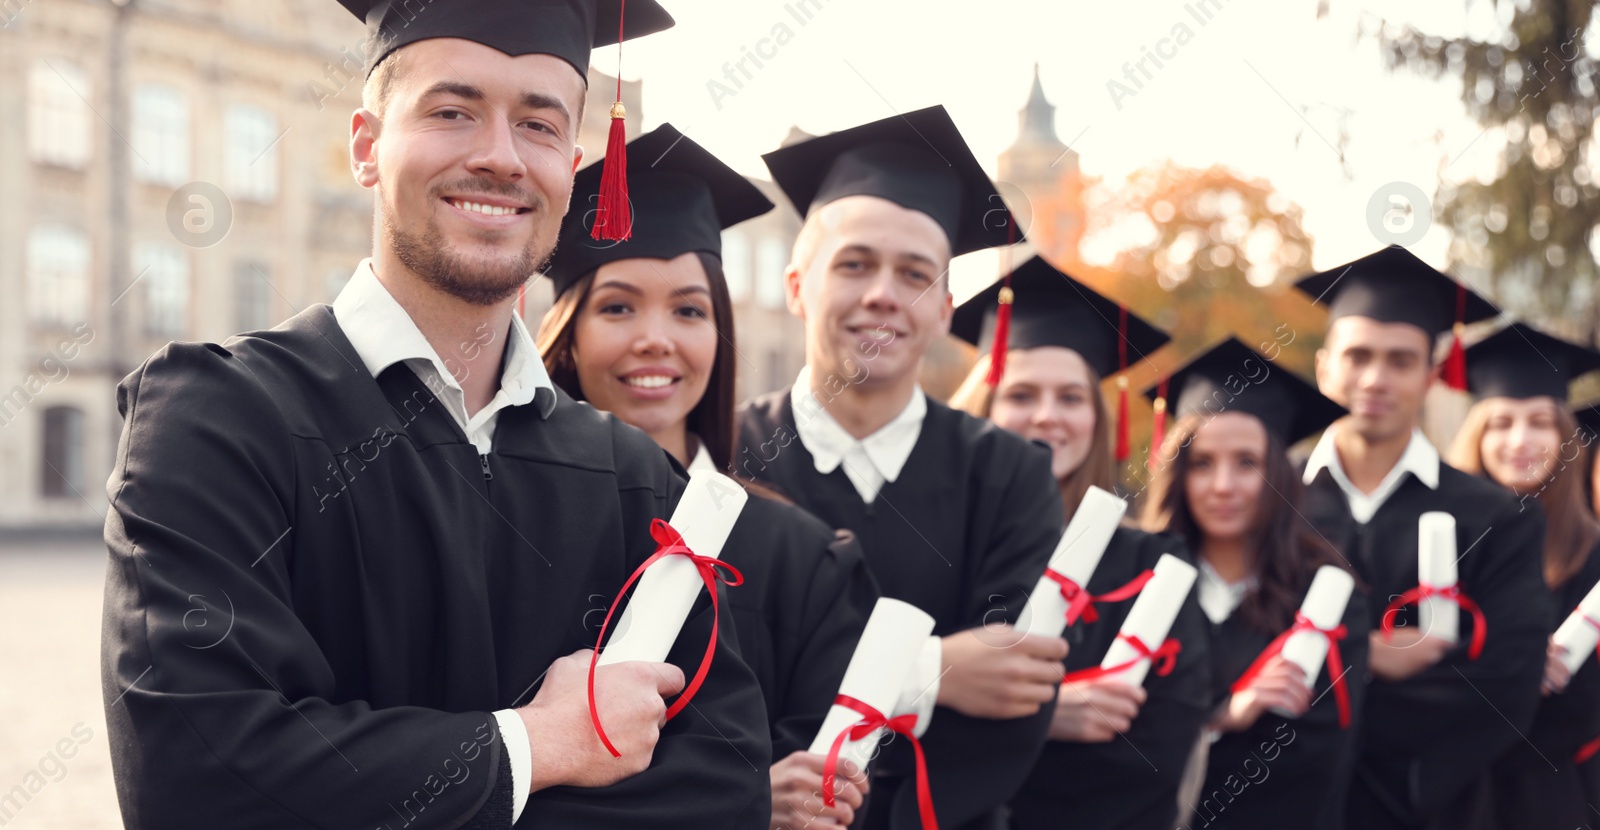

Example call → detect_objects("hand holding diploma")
588 471 749 757
1548 578 1600 694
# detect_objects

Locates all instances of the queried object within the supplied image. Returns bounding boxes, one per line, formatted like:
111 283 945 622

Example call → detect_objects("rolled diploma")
1020 486 1128 637
599 470 749 665
1418 512 1459 645
1097 553 1197 687
1269 565 1354 718
807 599 937 775
1554 579 1600 676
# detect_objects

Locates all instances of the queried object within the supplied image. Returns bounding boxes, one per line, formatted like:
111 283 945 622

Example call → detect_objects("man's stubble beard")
383 192 557 307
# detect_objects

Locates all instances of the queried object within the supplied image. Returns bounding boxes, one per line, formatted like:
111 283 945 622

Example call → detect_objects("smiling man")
736 106 1067 830
100 3 771 829
1294 246 1551 830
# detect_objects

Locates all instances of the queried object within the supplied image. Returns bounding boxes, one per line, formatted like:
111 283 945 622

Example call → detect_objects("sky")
593 0 1551 302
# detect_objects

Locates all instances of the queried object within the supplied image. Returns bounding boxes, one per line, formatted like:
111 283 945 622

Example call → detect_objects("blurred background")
0 0 1595 825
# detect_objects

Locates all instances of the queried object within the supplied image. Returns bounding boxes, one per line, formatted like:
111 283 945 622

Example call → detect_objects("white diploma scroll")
599 470 749 665
1269 565 1355 718
1417 512 1460 646
1097 553 1197 687
1554 579 1600 677
807 599 937 775
1020 486 1128 637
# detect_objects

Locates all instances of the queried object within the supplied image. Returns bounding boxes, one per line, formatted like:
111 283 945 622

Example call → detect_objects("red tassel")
1116 377 1131 462
590 1 631 242
985 286 1013 387
1148 378 1168 474
1443 321 1467 390
591 103 632 241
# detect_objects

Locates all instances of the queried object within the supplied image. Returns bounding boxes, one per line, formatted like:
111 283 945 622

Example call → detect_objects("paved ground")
0 535 122 829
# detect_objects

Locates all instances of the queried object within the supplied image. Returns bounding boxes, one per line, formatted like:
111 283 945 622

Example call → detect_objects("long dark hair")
1139 411 1348 634
535 251 738 471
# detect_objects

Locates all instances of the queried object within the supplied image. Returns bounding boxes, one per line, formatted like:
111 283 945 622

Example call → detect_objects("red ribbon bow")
1044 568 1155 627
587 518 744 758
821 694 938 830
1230 611 1351 728
1060 633 1182 685
1381 582 1486 661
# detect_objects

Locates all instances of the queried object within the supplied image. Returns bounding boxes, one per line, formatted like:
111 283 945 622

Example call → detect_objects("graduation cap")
952 255 1170 461
1293 246 1498 390
544 123 774 297
1462 322 1600 402
338 0 676 243
760 105 1019 257
1145 336 1347 447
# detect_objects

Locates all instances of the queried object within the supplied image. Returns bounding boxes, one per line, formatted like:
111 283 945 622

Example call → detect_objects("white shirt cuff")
493 708 532 823
891 634 942 738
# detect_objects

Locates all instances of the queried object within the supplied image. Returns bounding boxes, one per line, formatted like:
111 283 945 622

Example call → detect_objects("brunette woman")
1140 337 1370 830
537 125 881 830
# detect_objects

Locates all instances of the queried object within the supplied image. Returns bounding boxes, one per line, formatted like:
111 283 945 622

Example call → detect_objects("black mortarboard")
951 256 1169 379
1463 322 1600 402
1147 336 1347 446
760 105 1019 257
339 0 675 78
544 123 773 297
1293 246 1497 338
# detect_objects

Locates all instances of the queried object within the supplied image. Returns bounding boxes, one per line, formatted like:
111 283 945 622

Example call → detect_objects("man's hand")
1212 656 1309 733
1543 638 1573 697
769 751 869 829
936 626 1069 720
518 650 685 791
1369 629 1451 682
1049 678 1146 742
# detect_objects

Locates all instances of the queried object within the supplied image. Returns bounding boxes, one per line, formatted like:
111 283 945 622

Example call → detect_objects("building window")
41 406 85 498
226 105 279 202
132 83 189 186
755 238 788 309
721 233 751 301
27 225 90 325
235 261 272 332
28 60 91 168
136 242 189 338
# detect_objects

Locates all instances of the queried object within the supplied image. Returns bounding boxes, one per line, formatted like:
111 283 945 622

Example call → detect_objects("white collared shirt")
789 365 927 504
332 258 556 454
1302 425 1440 524
332 257 553 821
1197 559 1256 625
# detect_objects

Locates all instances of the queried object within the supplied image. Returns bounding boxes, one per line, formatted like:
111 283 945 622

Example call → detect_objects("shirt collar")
332 258 556 419
1302 424 1439 489
789 364 927 483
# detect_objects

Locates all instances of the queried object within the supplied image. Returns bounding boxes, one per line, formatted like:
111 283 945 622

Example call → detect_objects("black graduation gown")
736 389 1064 830
1189 579 1371 830
1009 529 1213 830
101 305 771 830
719 492 881 758
1299 462 1552 829
1476 539 1600 830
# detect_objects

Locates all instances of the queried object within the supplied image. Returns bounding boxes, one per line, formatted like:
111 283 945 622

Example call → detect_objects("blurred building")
0 0 809 532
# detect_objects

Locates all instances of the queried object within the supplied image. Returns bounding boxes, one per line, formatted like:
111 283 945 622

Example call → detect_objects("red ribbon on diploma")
1579 611 1600 662
1230 611 1351 728
821 694 938 830
1043 568 1155 627
1576 732 1600 764
1380 582 1486 660
587 518 744 758
1060 633 1182 685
